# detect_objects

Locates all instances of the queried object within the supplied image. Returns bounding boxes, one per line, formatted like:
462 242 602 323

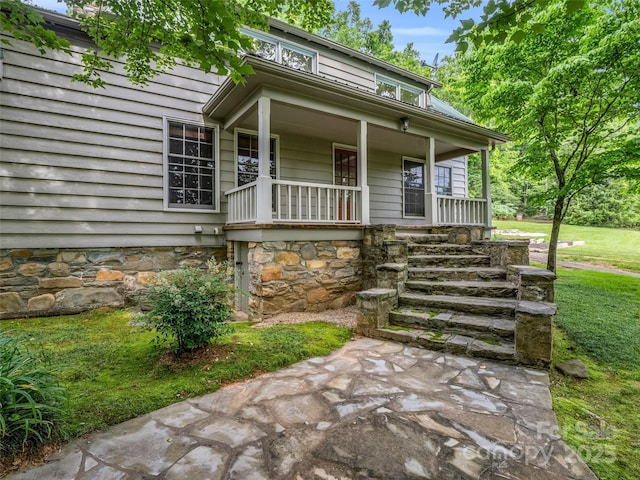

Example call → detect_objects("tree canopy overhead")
1 0 334 87
441 0 639 271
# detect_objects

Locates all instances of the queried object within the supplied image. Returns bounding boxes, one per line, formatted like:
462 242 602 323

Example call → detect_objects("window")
334 147 358 186
375 75 423 107
403 158 425 217
236 131 277 186
165 120 217 210
241 29 316 73
435 165 452 196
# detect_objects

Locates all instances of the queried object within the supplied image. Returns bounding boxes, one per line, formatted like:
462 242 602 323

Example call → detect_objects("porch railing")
226 182 257 224
437 196 487 225
225 180 362 224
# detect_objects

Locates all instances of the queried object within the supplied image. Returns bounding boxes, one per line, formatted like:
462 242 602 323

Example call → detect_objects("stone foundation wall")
0 246 226 319
247 240 362 317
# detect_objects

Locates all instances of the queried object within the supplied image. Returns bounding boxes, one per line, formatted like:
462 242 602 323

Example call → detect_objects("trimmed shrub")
0 333 67 461
140 259 235 354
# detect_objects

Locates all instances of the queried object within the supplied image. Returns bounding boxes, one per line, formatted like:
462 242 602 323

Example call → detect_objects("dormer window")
376 75 424 107
242 28 317 74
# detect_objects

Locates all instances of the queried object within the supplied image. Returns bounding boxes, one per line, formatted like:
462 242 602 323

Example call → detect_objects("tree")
1 0 334 87
375 0 591 53
320 1 431 77
442 0 640 272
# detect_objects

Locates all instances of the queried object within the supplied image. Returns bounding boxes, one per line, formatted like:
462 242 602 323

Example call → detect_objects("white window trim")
402 156 427 219
332 143 358 187
375 74 425 108
163 116 220 213
233 127 280 188
240 28 318 74
435 164 453 196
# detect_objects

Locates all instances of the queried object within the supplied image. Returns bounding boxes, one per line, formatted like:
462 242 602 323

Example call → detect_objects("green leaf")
531 23 546 34
511 30 526 43
566 0 586 14
461 18 475 30
456 41 469 54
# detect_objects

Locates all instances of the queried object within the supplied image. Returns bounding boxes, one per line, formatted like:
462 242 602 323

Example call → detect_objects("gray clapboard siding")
0 192 161 211
0 121 161 153
1 163 160 188
1 178 160 199
0 37 224 249
2 38 219 94
1 149 160 175
318 54 375 92
2 106 160 142
0 221 220 236
437 157 468 197
0 138 160 164
0 234 225 249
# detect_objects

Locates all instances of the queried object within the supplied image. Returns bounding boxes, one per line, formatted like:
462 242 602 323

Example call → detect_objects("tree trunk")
546 195 566 273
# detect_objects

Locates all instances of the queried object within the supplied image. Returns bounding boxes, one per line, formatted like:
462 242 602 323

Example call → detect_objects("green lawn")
494 220 640 273
0 309 352 440
551 268 640 480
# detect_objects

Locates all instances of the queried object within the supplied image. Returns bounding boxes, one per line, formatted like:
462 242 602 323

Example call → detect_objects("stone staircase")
357 226 557 367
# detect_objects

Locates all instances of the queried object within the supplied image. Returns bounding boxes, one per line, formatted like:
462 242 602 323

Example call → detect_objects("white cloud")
392 26 447 37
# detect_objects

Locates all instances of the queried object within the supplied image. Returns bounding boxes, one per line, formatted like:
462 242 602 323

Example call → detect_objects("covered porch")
203 56 507 232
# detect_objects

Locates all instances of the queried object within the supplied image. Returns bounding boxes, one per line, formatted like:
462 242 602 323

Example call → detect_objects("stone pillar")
515 301 556 367
376 263 408 293
355 288 397 335
507 265 556 302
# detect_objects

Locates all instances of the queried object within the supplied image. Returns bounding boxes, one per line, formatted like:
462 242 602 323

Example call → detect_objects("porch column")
425 136 438 225
256 96 273 224
357 120 370 225
481 148 493 227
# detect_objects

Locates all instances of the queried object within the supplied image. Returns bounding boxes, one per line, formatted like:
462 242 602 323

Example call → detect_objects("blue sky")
33 0 476 64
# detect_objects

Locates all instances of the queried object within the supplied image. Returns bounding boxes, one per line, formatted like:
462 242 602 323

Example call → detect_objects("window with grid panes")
236 132 276 186
166 121 215 209
334 148 358 186
435 165 452 196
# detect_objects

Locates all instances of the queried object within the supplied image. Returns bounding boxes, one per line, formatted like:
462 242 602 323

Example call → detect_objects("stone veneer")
245 240 362 318
0 246 226 319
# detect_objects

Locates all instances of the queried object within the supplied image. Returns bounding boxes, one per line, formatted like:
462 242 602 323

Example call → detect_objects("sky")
32 0 479 65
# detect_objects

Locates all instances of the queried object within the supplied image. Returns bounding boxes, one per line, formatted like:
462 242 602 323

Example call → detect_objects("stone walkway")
7 339 596 480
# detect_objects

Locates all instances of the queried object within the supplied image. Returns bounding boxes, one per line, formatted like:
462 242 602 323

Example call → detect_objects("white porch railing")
226 182 257 224
437 196 488 226
225 180 362 224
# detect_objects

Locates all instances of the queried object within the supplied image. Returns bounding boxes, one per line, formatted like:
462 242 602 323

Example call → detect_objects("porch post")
425 136 438 225
481 148 493 227
256 96 273 224
357 120 370 225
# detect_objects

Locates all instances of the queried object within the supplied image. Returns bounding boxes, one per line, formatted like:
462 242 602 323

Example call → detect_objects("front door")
334 147 358 220
403 158 426 217
234 242 250 313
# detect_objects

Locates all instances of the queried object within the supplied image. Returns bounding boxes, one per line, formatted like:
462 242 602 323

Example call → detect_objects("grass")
493 220 640 273
0 309 352 441
551 268 640 480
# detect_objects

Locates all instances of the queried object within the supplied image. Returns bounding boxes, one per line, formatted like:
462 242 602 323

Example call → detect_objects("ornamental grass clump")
0 333 67 462
141 259 235 355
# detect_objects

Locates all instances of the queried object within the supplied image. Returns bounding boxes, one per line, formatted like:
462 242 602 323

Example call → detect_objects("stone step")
395 232 449 244
405 280 517 299
399 293 518 317
408 243 480 255
389 309 515 340
408 267 507 282
369 326 517 363
409 255 491 268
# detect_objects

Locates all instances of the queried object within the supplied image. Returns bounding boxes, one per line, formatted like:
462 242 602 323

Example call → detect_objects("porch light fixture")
400 116 410 133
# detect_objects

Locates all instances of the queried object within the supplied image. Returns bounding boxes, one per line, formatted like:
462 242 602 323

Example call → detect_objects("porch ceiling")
232 102 476 160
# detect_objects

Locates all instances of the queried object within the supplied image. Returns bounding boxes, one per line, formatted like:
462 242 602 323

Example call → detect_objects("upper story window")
376 75 424 107
165 119 218 210
242 29 317 74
